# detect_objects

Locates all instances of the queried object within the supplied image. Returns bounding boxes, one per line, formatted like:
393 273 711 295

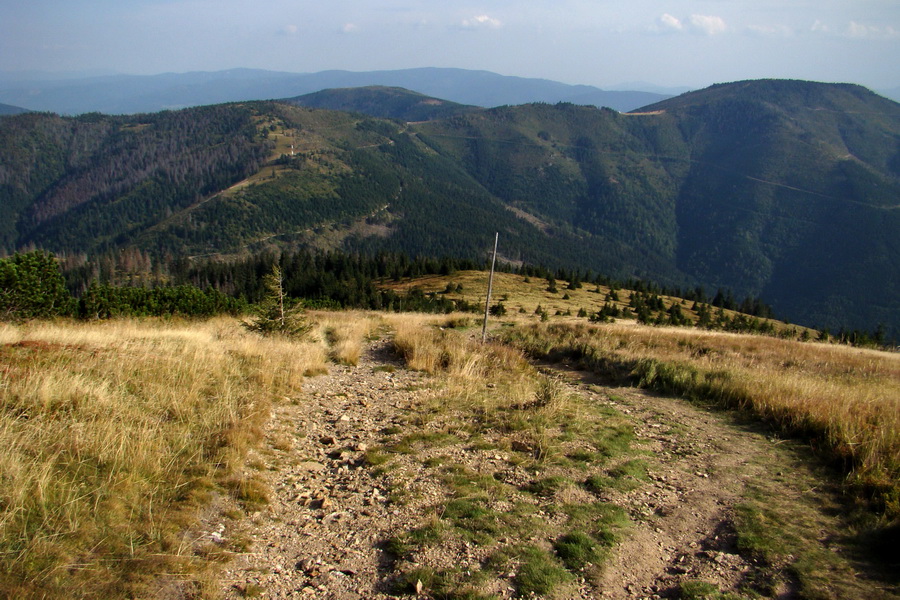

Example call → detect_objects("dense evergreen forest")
1 79 898 339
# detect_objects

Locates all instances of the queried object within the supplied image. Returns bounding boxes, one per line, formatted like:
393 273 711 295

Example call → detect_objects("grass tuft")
514 546 573 597
553 531 603 570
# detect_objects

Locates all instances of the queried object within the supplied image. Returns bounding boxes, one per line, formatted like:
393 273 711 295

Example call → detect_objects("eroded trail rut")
220 339 804 599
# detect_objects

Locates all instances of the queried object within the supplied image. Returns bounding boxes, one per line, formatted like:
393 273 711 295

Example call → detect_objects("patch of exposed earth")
215 338 888 599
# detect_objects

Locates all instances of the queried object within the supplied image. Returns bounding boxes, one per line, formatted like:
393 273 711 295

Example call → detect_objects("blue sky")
2 0 898 89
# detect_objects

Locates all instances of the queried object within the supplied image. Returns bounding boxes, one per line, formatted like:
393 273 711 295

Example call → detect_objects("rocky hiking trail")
218 336 885 600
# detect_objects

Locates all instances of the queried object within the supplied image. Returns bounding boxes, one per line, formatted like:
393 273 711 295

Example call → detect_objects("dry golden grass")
385 312 525 381
383 312 573 461
505 321 900 515
312 310 383 366
380 270 814 337
0 317 327 599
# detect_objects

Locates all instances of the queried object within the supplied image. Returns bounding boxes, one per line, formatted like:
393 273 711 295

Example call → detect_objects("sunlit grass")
504 321 900 516
377 315 635 598
312 310 383 366
0 317 327 599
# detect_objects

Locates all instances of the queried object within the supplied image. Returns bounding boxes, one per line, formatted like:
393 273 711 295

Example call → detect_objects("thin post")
482 232 499 343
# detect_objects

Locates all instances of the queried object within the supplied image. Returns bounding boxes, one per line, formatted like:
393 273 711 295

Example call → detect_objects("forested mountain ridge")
636 80 900 335
412 80 900 337
282 86 482 122
0 79 898 337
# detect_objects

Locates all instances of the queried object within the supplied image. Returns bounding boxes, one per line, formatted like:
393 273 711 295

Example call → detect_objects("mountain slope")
637 80 900 335
0 102 28 115
283 86 482 121
0 68 669 115
0 80 897 337
413 81 900 334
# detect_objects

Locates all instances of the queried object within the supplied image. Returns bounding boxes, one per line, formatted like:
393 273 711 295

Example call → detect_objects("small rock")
298 461 327 472
320 435 337 445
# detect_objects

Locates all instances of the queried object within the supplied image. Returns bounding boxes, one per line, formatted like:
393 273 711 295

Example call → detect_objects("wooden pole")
482 232 499 343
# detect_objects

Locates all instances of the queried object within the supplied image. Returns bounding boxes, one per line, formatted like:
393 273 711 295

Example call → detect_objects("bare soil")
215 338 894 599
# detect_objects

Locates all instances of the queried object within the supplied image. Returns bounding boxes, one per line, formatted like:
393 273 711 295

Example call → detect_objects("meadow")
0 303 897 598
502 320 900 516
0 317 326 598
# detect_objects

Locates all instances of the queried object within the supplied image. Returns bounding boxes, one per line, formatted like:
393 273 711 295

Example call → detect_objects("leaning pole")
482 232 499 343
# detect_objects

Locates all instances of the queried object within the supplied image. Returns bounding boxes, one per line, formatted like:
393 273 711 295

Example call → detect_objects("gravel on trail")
214 337 857 599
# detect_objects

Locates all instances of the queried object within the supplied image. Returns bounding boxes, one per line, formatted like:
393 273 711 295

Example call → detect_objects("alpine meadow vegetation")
0 318 327 599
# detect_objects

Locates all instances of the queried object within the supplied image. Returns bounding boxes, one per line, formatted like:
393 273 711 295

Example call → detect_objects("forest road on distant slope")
216 338 894 600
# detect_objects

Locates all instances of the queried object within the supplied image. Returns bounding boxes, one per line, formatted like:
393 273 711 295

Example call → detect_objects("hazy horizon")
2 1 898 92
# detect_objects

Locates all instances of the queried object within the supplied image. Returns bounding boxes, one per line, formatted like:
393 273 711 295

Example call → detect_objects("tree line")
1 249 890 348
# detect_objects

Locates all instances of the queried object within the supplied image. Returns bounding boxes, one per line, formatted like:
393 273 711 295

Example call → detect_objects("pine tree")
243 265 311 337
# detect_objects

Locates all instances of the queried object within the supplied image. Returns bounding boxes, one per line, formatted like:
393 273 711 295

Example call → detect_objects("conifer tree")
243 265 311 337
0 251 74 320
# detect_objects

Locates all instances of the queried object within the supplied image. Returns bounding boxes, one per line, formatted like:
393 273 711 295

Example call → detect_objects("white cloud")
845 21 898 39
341 23 360 34
848 21 871 38
810 19 900 40
461 15 502 29
658 14 683 32
689 14 727 36
811 19 899 39
281 24 299 36
811 20 830 34
652 13 726 36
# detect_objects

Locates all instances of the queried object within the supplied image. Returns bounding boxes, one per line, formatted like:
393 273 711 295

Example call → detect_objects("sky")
2 0 899 90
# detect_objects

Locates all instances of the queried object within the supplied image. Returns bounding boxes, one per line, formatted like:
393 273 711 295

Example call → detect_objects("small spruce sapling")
244 265 311 338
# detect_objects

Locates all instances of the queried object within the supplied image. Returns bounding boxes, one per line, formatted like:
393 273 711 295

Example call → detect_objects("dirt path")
573 381 770 598
219 338 430 599
216 338 885 599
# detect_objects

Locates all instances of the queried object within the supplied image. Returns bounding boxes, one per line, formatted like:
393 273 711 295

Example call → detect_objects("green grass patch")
553 531 604 570
440 464 505 496
564 449 603 466
442 497 503 543
393 566 497 600
389 430 459 454
608 458 651 485
524 475 571 498
385 520 445 559
514 546 573 597
363 449 392 466
583 460 650 493
563 503 629 546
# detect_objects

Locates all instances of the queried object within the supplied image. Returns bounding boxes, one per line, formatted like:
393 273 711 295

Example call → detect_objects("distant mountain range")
0 67 670 115
1 78 898 338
